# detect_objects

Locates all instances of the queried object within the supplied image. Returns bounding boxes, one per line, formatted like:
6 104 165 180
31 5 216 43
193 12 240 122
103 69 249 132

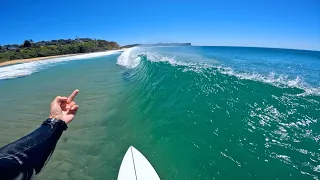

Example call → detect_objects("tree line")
0 38 120 62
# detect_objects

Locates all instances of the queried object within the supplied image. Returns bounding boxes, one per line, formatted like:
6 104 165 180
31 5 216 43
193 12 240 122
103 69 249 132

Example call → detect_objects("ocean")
0 46 319 180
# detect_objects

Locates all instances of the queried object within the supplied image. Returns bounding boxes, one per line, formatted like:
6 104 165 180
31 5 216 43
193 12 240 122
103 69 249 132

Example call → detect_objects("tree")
23 40 32 48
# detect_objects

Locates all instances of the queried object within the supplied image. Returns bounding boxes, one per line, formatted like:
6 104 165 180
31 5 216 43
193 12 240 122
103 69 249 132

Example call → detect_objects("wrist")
49 115 68 124
43 118 68 131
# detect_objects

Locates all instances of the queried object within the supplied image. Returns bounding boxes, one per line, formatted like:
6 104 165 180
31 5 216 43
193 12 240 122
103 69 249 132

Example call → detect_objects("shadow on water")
122 69 137 83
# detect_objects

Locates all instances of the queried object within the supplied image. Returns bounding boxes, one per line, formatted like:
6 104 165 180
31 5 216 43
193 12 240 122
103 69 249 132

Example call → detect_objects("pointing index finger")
67 89 79 103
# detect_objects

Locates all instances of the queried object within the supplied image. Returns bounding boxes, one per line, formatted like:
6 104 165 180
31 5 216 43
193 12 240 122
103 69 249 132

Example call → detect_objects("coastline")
0 49 126 67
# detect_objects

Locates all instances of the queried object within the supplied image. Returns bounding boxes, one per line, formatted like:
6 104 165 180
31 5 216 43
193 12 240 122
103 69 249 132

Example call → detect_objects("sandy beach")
0 54 82 67
0 49 127 67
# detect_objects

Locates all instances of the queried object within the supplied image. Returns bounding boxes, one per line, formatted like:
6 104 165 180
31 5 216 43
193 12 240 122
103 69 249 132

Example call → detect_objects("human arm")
0 90 79 180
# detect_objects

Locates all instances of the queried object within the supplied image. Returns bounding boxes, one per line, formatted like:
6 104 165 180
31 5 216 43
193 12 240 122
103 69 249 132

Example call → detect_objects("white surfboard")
118 146 160 180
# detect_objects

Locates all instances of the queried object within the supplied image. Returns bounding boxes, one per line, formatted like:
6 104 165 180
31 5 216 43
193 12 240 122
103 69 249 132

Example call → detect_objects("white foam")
117 48 198 69
0 50 122 80
216 67 320 96
116 47 141 68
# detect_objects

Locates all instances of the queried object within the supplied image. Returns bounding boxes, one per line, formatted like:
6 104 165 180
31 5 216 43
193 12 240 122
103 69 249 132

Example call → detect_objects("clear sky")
1 0 320 50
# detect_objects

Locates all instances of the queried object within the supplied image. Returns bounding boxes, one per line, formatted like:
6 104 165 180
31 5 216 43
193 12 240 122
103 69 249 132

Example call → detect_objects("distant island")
0 38 120 62
121 43 192 48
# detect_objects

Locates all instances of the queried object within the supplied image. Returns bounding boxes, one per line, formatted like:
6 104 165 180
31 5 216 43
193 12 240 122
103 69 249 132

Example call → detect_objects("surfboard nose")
118 146 160 180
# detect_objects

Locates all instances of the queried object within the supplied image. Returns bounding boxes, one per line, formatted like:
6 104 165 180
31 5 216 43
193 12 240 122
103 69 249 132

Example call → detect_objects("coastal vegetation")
0 38 119 62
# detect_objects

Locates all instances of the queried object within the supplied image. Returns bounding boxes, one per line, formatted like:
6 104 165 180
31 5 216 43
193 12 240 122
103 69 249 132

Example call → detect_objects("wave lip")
0 50 122 80
116 47 198 69
117 47 141 68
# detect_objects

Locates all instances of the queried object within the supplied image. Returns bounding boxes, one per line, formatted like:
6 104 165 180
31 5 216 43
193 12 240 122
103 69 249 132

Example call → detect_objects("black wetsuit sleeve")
0 118 68 180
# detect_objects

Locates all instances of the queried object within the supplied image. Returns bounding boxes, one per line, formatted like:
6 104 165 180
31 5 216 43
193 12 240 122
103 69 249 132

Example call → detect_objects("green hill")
0 38 119 62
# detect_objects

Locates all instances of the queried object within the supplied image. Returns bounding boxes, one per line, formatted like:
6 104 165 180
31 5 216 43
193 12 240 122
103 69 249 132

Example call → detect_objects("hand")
49 89 80 124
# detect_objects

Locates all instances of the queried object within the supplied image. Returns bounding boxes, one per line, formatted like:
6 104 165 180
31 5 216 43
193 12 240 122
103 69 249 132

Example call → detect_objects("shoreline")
0 49 126 67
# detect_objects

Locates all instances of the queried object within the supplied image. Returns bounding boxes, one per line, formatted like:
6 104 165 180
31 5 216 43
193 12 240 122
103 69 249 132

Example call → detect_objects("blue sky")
1 0 320 50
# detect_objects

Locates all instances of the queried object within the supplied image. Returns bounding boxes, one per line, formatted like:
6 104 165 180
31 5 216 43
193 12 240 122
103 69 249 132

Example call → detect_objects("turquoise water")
0 47 319 179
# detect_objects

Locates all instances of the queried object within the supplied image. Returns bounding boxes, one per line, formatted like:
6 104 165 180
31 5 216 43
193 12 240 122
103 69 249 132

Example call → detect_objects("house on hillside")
4 44 19 51
36 42 46 46
79 38 91 42
76 38 91 42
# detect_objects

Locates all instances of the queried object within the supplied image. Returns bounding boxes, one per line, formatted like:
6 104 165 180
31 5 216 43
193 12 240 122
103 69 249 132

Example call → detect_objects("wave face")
118 47 320 96
0 50 122 80
116 46 320 179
